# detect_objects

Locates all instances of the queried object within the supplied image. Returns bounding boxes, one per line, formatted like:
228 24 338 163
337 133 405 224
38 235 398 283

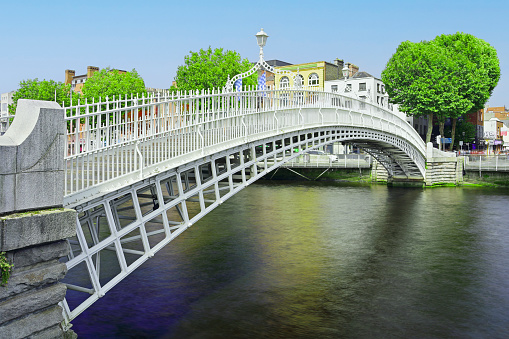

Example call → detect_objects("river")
70 181 509 338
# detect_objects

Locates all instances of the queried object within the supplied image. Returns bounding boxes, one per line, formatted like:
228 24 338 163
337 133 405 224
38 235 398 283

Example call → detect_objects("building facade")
0 91 14 135
259 60 292 88
484 117 505 154
324 72 428 141
465 108 484 150
274 59 350 90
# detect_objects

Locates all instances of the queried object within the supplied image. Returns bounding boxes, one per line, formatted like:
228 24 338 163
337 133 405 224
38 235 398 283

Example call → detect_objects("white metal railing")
281 154 372 169
464 154 509 172
64 86 425 198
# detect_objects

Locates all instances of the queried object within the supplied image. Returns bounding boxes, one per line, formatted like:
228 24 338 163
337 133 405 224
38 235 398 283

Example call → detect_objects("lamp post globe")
255 28 269 59
342 63 349 79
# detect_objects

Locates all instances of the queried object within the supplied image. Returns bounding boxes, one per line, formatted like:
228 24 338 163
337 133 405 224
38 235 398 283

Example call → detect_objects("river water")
71 182 509 338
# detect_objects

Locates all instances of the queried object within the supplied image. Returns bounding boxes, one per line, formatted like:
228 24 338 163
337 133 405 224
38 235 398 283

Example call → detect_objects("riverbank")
262 167 509 187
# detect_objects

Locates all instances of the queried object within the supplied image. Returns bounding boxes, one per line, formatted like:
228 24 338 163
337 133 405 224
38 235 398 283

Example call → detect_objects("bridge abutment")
0 100 77 338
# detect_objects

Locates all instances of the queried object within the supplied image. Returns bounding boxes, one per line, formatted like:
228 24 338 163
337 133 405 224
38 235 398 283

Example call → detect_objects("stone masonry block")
14 170 64 212
16 108 65 174
0 304 64 339
9 240 70 269
0 174 15 213
0 145 17 175
0 209 76 252
0 260 67 301
0 100 65 215
32 325 69 339
0 283 66 324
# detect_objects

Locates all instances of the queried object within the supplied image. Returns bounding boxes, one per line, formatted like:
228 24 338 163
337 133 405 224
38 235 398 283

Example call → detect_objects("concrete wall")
0 100 77 338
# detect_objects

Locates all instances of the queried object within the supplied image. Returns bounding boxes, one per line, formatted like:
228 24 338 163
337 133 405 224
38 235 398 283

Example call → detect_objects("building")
324 70 428 141
259 59 292 88
65 66 126 94
483 117 505 154
274 59 351 90
465 108 484 150
484 106 509 126
0 91 14 135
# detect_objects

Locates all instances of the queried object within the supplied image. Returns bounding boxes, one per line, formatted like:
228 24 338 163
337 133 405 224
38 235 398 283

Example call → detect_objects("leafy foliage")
445 119 476 146
0 252 13 286
9 79 75 114
382 33 500 144
173 47 257 91
82 68 146 101
433 32 500 113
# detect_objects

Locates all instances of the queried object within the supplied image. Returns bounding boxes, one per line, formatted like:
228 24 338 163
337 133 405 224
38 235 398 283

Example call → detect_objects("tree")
382 33 500 147
81 68 146 102
382 40 461 143
444 119 476 151
173 47 257 91
9 79 75 114
433 33 500 150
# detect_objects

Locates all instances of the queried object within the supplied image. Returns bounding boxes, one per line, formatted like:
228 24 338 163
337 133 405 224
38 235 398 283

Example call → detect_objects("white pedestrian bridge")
58 86 426 324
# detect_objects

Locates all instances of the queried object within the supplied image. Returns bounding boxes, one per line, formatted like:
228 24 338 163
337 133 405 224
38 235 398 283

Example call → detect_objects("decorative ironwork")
225 29 299 92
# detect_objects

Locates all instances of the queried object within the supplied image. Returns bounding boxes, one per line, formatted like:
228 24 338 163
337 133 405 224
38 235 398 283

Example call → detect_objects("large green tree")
382 33 500 148
433 33 500 149
173 47 256 91
81 68 146 102
9 79 75 114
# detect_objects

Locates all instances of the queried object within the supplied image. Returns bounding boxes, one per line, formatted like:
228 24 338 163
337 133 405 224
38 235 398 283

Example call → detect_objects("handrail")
63 87 425 198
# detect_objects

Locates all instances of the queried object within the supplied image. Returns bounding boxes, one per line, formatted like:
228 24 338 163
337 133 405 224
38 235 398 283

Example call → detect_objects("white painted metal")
64 87 426 207
60 84 429 328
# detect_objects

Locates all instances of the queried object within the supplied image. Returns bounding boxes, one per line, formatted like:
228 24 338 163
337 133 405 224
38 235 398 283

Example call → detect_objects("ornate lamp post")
342 63 349 79
255 28 269 61
225 28 296 92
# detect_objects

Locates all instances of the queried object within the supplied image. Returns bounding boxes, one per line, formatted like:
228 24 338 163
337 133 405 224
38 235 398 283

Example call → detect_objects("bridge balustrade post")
0 100 77 338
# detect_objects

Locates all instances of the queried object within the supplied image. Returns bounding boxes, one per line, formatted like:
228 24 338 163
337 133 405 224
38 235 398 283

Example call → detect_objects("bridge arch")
60 88 426 325
61 124 424 324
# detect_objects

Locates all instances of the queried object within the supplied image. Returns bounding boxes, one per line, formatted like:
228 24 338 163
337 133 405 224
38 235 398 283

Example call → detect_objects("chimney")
349 64 359 77
65 69 75 85
87 66 99 78
334 58 344 69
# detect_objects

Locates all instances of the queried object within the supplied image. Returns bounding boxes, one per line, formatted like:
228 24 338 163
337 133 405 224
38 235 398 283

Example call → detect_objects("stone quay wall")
0 100 77 338
371 143 464 186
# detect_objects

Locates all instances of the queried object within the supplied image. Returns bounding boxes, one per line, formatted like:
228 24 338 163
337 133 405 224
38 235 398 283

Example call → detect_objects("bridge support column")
0 100 77 338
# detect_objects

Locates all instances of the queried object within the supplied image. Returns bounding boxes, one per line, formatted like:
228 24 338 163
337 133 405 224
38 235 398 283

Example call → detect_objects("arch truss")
60 125 424 327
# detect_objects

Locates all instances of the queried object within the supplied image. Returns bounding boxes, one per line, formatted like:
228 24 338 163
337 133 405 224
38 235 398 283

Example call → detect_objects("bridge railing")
64 87 424 198
464 154 509 172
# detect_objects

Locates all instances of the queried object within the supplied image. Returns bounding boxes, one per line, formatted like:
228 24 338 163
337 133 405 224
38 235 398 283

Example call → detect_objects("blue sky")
1 0 507 106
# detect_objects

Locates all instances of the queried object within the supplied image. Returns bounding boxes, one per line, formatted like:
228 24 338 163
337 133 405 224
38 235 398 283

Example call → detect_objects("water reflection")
71 183 509 338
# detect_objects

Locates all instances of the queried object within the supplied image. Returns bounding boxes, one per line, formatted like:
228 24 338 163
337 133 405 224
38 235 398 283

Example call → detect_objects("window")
359 83 366 91
345 84 352 92
381 85 385 94
377 84 380 93
280 76 290 88
308 73 319 86
331 85 338 92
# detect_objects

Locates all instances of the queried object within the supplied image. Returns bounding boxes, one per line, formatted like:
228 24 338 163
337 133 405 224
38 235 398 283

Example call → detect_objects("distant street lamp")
255 28 269 60
342 63 349 79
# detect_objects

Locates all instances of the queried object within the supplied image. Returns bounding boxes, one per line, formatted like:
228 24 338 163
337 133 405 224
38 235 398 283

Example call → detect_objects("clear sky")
1 0 507 106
